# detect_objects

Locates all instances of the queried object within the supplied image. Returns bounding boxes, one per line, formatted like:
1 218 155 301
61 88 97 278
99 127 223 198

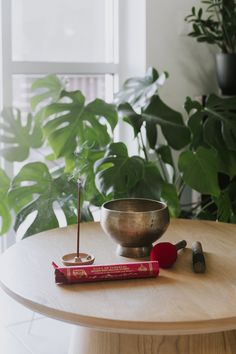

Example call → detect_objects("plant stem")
195 199 215 217
178 183 185 199
176 175 185 198
139 132 149 161
155 151 169 182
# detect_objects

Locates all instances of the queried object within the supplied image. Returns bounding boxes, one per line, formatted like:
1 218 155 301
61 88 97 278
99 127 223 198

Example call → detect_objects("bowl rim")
101 198 168 213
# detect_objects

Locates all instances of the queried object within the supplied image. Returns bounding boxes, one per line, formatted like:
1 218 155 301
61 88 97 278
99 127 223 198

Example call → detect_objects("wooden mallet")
150 240 187 268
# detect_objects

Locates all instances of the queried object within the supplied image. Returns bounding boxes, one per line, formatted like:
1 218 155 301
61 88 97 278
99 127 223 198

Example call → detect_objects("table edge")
1 279 236 336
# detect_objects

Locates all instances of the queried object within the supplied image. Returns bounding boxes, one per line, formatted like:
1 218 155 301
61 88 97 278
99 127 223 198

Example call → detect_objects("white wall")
119 0 146 85
146 0 218 114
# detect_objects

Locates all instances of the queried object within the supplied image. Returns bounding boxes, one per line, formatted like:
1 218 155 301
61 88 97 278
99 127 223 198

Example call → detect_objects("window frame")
0 0 147 248
0 0 119 248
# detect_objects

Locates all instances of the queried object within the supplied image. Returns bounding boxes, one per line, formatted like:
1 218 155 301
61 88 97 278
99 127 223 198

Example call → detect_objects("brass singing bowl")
100 198 170 258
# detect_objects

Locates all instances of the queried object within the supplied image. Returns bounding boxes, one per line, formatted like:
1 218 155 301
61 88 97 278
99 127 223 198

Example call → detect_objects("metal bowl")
100 198 170 258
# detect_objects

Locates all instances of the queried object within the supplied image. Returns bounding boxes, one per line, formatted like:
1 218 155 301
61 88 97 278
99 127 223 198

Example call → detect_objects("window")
0 0 119 248
5 0 118 106
0 0 146 248
12 0 115 63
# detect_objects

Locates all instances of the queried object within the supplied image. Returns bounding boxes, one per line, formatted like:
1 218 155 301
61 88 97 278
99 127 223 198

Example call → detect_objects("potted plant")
185 0 236 95
109 68 236 222
0 69 236 240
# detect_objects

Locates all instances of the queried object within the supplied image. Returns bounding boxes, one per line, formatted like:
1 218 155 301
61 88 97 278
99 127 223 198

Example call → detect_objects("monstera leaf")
115 67 168 108
118 103 158 149
95 142 146 198
205 95 236 152
161 182 180 217
41 91 117 159
145 121 158 149
128 161 164 200
156 145 175 170
185 95 236 180
186 94 236 152
143 96 191 150
31 74 64 112
178 147 220 197
73 142 106 206
95 142 166 200
118 97 191 151
214 189 236 223
0 168 11 235
0 108 43 162
203 118 236 178
118 103 143 137
155 145 176 184
8 162 79 238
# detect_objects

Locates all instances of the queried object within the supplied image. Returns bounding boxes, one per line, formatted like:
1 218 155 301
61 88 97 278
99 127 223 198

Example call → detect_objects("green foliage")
40 91 117 160
0 168 11 235
161 183 180 218
31 74 63 111
142 96 191 150
95 142 164 200
181 94 236 222
185 0 236 53
178 147 220 197
0 74 116 238
203 94 236 151
8 162 78 238
115 67 168 108
0 108 43 161
118 97 191 150
73 142 106 206
186 94 236 178
0 68 236 239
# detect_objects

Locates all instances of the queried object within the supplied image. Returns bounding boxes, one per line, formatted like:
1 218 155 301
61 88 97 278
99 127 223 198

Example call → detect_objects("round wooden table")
1 219 236 354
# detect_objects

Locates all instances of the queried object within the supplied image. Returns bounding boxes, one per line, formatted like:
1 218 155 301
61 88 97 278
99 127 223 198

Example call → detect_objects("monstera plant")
0 68 236 239
0 75 118 237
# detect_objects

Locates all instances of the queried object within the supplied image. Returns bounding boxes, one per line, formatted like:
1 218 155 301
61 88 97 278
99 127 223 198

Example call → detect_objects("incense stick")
61 179 95 266
76 180 82 259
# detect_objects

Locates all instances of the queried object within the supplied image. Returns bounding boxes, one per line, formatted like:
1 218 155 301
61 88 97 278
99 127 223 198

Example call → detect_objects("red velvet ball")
150 242 177 268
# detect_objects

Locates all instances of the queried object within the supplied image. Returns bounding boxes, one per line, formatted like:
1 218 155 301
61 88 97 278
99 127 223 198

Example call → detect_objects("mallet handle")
174 240 187 251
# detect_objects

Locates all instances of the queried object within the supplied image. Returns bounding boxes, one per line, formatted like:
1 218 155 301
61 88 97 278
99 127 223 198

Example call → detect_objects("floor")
0 288 72 354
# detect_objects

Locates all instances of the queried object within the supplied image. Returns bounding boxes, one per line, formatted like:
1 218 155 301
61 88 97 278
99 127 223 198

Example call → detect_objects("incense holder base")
61 253 95 266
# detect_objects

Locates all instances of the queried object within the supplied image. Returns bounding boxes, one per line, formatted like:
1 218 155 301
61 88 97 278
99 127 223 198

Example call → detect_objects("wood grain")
1 219 236 336
69 327 236 354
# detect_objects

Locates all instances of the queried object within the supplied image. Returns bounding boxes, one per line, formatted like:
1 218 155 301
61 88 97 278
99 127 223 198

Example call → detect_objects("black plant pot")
215 53 236 96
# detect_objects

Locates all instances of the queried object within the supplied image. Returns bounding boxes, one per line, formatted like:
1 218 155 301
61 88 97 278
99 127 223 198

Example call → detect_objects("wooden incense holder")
62 181 95 266
61 252 95 266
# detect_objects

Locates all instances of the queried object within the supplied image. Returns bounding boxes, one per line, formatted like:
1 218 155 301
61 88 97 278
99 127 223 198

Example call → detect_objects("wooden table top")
1 219 236 335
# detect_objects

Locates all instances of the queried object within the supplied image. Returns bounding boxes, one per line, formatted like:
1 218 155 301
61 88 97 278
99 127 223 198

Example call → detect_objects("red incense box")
52 261 159 284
